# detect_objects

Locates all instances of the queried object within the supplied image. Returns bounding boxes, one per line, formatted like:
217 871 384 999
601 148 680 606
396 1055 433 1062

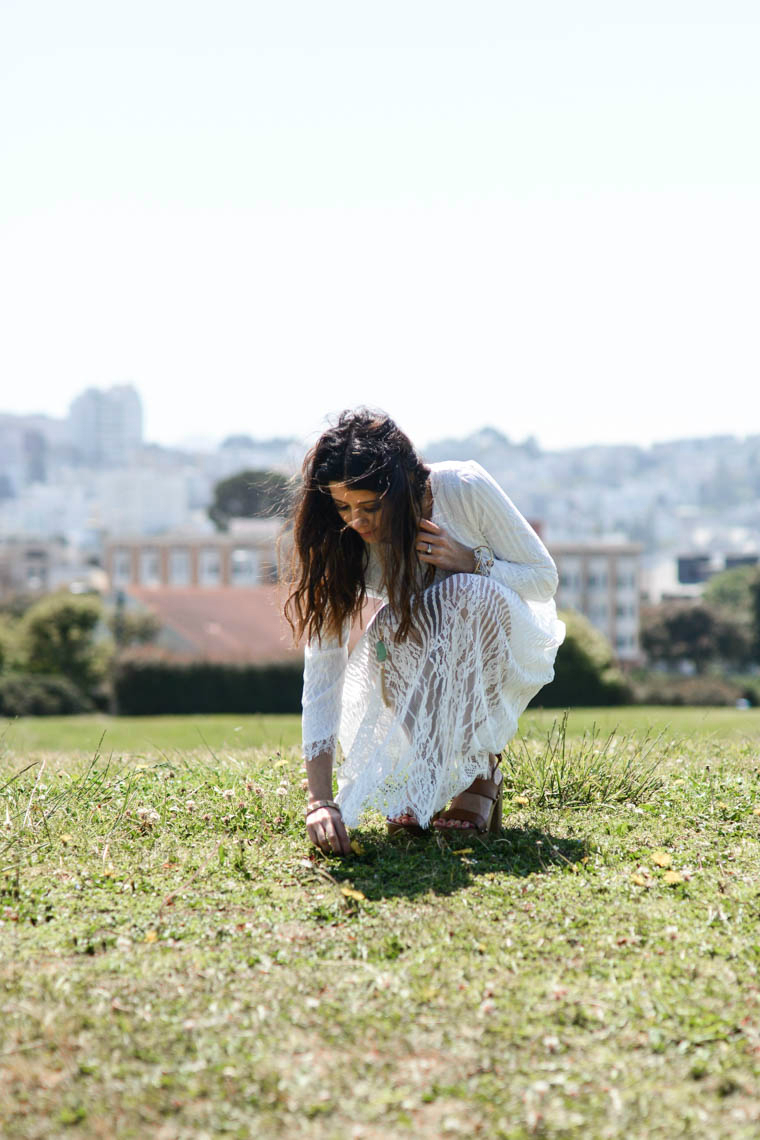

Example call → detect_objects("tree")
208 469 292 531
17 591 108 692
751 574 760 662
531 610 632 707
703 564 760 617
0 614 18 674
104 600 161 649
640 600 753 673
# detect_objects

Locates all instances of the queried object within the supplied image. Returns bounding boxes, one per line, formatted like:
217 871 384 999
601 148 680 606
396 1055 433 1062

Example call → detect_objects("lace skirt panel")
336 573 563 827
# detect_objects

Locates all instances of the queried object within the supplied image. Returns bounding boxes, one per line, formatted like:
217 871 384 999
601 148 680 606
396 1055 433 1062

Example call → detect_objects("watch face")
474 546 494 574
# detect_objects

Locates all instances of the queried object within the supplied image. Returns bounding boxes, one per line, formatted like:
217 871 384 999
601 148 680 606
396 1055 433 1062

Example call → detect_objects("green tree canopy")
640 600 753 672
751 574 760 662
702 564 760 616
0 614 18 673
208 469 292 531
17 591 108 691
531 609 632 707
105 604 161 649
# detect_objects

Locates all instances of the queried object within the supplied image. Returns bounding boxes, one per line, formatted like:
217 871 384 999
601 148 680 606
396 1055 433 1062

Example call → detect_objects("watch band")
472 545 494 576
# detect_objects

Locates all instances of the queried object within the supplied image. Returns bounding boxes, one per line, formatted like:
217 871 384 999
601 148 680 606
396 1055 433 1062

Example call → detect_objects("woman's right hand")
306 803 352 855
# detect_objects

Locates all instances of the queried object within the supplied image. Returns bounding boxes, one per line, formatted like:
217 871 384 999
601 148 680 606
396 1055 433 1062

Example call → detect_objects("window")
113 548 132 586
231 547 259 586
199 547 221 586
169 547 191 586
139 547 161 586
26 566 46 590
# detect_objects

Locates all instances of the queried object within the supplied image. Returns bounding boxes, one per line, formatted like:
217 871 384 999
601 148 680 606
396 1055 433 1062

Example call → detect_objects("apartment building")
104 519 282 589
0 539 57 597
0 537 106 599
550 541 642 661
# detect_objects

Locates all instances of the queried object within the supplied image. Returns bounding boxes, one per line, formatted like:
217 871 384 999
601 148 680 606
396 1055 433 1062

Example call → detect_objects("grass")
0 713 303 756
4 704 760 757
1 709 760 1138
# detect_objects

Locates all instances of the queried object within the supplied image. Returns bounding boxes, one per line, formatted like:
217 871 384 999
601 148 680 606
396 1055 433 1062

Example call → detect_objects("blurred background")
2 1 759 714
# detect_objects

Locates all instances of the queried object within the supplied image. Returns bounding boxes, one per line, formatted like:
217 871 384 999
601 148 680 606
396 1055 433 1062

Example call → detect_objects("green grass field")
4 705 760 756
2 709 760 1138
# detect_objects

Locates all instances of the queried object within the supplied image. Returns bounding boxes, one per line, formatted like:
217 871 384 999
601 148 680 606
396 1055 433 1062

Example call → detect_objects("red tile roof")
124 585 380 663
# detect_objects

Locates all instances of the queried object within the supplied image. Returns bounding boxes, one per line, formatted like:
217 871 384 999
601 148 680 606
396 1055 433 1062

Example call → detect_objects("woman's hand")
416 518 476 574
306 803 352 855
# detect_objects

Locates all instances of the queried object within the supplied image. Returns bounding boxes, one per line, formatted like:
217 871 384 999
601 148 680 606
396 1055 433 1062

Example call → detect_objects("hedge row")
631 674 755 707
0 673 95 717
113 659 304 715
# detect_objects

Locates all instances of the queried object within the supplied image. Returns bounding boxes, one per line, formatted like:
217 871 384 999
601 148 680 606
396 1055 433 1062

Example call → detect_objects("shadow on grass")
326 825 587 901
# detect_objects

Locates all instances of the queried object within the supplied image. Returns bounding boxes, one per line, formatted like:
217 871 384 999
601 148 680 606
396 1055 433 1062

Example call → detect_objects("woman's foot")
433 756 503 834
386 811 426 836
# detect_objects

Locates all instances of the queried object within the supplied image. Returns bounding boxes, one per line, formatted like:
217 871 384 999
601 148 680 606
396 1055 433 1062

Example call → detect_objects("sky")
2 1 759 453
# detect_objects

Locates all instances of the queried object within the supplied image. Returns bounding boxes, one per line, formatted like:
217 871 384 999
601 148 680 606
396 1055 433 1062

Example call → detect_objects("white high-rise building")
68 384 143 467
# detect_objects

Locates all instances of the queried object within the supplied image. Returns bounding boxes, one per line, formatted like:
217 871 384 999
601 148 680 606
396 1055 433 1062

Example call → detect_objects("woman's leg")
381 575 512 829
432 752 503 831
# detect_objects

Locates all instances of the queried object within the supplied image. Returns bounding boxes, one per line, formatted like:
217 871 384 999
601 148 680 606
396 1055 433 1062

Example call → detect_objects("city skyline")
3 382 760 458
3 3 759 452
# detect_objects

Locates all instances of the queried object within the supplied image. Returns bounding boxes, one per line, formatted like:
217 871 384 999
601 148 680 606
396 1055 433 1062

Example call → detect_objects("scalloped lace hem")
303 735 338 762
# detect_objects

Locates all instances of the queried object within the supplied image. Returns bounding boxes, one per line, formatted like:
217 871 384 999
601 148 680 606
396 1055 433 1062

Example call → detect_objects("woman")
285 409 564 855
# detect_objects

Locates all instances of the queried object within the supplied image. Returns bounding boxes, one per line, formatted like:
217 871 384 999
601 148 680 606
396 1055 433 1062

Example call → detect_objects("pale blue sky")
2 1 758 451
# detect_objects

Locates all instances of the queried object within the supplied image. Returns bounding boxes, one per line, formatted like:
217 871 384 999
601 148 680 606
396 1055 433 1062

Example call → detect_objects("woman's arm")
304 748 351 854
416 461 558 602
301 630 352 854
302 637 348 762
465 461 558 601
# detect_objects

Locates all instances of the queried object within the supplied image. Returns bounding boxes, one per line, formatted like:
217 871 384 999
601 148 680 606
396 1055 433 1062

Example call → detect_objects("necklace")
375 634 391 705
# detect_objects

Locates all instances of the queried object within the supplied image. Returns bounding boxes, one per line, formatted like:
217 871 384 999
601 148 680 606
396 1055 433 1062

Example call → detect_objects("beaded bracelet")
305 799 341 819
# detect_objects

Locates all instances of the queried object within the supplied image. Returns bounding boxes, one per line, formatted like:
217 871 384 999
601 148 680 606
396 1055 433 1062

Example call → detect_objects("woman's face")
328 482 385 543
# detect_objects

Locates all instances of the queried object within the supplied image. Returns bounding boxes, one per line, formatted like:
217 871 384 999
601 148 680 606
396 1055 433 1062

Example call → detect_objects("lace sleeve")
301 629 349 762
466 461 559 602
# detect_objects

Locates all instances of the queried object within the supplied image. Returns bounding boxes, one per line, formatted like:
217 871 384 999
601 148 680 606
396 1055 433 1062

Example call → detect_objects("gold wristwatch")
472 545 494 576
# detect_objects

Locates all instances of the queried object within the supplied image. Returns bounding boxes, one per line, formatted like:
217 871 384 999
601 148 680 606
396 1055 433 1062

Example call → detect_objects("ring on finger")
425 542 432 555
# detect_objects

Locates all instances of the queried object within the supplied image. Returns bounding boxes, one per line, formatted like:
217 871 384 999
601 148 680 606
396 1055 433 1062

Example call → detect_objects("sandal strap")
468 776 499 801
436 762 504 831
436 807 484 827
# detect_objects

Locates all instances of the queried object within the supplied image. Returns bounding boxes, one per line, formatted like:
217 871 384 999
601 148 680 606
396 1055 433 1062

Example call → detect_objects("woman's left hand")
416 518 476 574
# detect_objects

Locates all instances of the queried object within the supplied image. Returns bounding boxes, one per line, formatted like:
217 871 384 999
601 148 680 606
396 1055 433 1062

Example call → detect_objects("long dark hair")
284 409 432 645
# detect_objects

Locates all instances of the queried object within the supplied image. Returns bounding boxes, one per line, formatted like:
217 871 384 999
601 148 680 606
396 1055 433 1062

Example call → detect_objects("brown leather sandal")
386 813 427 837
433 755 504 834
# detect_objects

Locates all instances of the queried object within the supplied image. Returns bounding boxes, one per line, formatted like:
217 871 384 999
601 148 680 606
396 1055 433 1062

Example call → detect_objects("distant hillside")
423 429 760 552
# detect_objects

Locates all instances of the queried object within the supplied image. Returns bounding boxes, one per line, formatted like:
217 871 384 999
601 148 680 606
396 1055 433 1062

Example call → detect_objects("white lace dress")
301 460 565 828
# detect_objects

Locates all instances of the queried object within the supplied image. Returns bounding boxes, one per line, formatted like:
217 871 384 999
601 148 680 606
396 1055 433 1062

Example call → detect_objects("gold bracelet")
305 799 341 819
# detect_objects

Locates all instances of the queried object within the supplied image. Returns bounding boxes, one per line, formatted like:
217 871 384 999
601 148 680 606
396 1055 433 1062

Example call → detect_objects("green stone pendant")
375 638 388 663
